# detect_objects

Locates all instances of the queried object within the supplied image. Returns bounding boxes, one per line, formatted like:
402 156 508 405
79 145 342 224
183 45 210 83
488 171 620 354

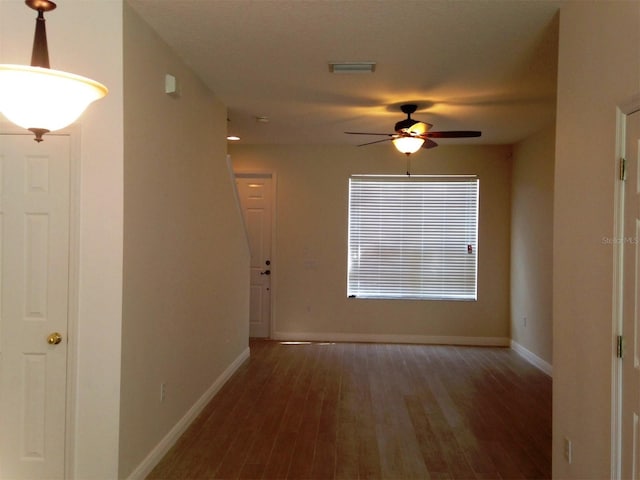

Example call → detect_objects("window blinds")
347 176 479 300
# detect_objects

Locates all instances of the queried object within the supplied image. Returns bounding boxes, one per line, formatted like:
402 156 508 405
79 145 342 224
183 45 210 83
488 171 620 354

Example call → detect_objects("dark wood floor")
147 340 551 480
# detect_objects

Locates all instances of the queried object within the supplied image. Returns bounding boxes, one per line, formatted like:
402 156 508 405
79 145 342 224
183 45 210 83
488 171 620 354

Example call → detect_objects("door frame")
0 123 81 479
65 127 81 479
233 169 277 338
612 93 640 480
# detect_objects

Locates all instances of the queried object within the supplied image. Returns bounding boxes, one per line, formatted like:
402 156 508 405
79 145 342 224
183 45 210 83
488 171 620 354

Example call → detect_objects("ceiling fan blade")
357 138 394 147
345 131 394 136
426 130 482 138
406 121 433 136
422 139 439 149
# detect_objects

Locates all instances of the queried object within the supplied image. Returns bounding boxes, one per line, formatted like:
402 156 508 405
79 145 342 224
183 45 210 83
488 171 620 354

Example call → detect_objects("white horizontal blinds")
348 176 478 300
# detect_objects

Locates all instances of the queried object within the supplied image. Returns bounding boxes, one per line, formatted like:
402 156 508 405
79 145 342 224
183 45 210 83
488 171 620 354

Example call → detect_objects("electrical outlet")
160 383 166 402
564 437 572 464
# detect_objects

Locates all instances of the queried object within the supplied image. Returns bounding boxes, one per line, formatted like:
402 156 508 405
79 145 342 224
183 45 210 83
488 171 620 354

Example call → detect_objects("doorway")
235 173 274 338
0 134 72 479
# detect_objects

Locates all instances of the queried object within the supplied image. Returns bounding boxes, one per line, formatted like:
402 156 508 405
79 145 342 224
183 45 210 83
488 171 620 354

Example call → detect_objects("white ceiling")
127 0 561 148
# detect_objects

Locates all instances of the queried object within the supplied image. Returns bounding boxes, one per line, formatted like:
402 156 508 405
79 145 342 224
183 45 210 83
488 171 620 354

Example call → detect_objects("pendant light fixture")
0 0 108 142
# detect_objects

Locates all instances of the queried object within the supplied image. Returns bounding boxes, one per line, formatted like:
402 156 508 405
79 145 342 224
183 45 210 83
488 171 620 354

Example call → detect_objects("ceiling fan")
345 104 481 155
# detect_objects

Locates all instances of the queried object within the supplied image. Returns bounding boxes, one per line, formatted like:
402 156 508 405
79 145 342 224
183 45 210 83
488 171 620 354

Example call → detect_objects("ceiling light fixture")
0 0 108 142
226 118 240 141
329 62 376 74
392 136 425 155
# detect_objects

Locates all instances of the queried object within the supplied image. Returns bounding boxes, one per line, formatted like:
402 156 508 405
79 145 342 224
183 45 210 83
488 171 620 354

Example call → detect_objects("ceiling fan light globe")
392 136 425 154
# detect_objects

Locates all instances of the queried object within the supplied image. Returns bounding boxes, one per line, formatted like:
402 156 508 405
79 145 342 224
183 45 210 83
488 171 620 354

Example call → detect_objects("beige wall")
119 4 250 478
231 143 512 343
554 1 639 478
511 124 555 367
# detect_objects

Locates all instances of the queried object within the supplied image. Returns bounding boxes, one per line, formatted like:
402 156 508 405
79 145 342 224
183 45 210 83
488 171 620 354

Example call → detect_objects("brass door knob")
47 332 62 345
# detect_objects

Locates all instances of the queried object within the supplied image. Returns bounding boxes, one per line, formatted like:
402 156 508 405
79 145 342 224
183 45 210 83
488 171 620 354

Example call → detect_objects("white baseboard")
126 346 251 480
272 331 510 347
510 340 553 377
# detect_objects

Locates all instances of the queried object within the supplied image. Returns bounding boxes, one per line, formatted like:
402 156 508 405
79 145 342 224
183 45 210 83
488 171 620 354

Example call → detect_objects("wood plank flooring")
147 340 551 480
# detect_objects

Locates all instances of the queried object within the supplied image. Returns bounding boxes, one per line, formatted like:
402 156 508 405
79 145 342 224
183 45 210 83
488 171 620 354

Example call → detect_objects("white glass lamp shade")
0 64 108 134
392 135 425 154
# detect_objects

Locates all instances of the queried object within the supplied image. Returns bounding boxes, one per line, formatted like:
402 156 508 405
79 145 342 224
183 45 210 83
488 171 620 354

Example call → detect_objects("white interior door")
235 174 273 338
0 134 70 480
622 109 640 479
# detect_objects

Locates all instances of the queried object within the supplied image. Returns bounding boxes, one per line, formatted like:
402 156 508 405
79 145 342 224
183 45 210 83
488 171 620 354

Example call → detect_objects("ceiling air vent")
329 62 376 74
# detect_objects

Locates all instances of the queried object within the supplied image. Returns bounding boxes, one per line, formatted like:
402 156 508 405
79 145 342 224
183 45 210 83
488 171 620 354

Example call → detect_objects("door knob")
260 269 271 276
47 332 62 345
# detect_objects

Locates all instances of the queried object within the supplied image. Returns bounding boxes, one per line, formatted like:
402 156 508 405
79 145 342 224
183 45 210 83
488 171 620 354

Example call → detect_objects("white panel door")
623 110 640 479
235 174 272 338
0 134 70 480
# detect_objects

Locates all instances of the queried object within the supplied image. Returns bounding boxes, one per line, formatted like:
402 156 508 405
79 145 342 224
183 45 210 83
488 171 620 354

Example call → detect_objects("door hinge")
617 335 624 358
620 157 627 181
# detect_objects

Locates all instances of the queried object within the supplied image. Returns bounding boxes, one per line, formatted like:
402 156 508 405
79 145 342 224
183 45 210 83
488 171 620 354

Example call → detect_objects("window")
347 175 479 300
